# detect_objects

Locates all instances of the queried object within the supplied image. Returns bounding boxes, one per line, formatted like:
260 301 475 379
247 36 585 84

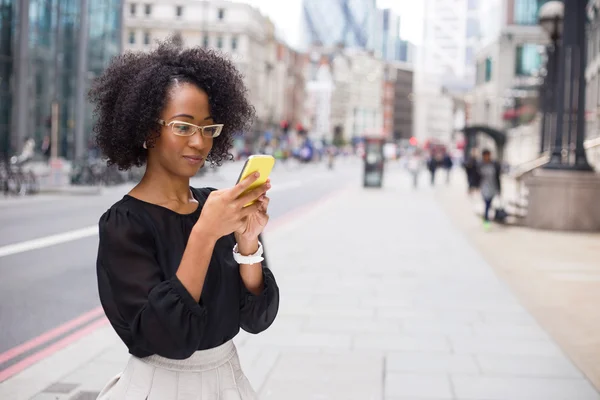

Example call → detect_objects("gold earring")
143 141 147 149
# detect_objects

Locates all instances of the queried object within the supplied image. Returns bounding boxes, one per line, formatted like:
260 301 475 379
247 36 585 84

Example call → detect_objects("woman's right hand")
195 172 269 241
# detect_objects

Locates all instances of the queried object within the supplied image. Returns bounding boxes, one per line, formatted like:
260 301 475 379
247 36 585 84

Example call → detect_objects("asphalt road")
0 158 364 360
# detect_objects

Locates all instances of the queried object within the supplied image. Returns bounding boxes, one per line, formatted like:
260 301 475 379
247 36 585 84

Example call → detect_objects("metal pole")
545 21 565 168
573 0 593 171
74 0 89 160
14 0 30 155
53 0 62 159
51 101 59 160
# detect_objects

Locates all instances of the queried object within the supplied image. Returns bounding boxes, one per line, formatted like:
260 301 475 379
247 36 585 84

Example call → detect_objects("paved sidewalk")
436 170 600 393
1 169 599 399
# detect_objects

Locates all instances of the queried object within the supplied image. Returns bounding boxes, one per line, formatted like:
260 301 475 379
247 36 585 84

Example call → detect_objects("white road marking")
0 179 308 258
0 226 99 258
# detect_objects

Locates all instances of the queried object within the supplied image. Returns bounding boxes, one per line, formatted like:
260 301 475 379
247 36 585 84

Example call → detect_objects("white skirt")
96 340 258 400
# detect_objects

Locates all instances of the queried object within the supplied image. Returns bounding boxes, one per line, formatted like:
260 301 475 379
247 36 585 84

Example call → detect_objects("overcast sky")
239 0 424 48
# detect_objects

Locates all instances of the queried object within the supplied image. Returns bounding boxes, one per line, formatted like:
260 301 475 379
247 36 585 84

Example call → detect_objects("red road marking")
0 306 104 365
0 317 109 382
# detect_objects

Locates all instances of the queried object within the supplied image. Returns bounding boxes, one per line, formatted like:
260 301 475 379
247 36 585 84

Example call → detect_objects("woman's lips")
183 155 204 165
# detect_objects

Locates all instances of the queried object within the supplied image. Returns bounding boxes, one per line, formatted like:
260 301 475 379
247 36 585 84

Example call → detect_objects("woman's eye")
173 124 191 134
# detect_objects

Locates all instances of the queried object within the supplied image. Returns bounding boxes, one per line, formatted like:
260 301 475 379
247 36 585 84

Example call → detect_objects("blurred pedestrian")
91 36 279 400
478 149 502 230
41 135 51 162
407 149 423 188
426 154 438 186
463 148 481 195
442 153 453 184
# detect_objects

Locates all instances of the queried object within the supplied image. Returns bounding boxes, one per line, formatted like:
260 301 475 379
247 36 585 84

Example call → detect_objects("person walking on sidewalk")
478 149 502 230
406 149 423 188
90 36 279 400
463 148 481 195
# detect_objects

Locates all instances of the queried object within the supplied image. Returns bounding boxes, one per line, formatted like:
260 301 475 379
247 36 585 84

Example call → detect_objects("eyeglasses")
158 119 223 138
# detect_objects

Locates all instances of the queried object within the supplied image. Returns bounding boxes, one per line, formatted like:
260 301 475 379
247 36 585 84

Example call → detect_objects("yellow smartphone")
236 155 275 206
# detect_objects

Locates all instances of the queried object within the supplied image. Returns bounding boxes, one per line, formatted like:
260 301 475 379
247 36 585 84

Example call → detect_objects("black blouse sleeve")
239 234 280 334
97 206 207 359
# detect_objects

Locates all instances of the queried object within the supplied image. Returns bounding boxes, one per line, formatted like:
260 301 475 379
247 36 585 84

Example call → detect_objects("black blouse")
96 187 279 360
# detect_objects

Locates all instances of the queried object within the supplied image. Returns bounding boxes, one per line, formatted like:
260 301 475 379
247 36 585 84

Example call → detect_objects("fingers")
230 172 261 199
240 201 262 218
235 182 270 208
258 195 270 212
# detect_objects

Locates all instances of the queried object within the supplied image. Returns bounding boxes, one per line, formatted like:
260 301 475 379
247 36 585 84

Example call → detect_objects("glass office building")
302 0 378 52
0 0 121 159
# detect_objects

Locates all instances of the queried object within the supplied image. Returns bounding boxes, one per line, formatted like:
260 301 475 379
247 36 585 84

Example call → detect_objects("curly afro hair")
89 35 256 170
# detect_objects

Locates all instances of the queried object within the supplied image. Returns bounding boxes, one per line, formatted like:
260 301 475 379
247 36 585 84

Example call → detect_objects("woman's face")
147 83 215 178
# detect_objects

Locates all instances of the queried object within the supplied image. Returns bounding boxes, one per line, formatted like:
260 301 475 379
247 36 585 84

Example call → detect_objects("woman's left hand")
235 180 270 242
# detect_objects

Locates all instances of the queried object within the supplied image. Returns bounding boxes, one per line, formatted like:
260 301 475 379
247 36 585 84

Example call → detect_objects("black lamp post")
539 0 594 171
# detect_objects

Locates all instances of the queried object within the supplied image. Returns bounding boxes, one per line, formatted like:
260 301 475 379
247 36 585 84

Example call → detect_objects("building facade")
1 0 122 158
301 0 378 53
471 0 549 131
391 64 414 141
581 0 600 167
304 46 383 142
414 0 475 144
378 8 400 62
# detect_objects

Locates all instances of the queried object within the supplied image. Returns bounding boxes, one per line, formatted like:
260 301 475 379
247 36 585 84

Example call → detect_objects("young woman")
92 37 279 399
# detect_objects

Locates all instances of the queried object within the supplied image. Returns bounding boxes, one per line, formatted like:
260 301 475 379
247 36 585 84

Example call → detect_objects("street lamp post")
539 0 593 171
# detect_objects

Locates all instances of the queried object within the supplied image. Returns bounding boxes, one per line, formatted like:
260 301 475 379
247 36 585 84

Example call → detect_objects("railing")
584 136 600 150
512 152 550 182
508 136 599 213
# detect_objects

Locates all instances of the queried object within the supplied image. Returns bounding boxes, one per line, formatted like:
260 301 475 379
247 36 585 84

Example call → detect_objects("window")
144 4 152 16
218 8 225 20
144 32 150 45
217 36 223 49
203 35 209 48
485 57 492 82
129 31 136 44
176 6 183 18
466 47 474 66
515 44 542 76
513 0 550 25
466 18 479 39
130 3 136 16
231 36 238 51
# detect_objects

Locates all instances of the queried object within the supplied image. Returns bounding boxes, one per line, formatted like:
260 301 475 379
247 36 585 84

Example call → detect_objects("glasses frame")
158 119 223 138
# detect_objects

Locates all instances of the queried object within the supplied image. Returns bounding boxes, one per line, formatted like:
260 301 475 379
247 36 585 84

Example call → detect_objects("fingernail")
266 183 271 188
254 172 260 178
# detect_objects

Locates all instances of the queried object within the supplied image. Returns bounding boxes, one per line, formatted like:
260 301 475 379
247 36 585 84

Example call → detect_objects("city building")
387 63 414 141
301 0 378 53
378 8 400 62
1 0 122 159
397 40 417 64
305 56 334 141
274 42 307 137
414 0 476 144
471 0 549 130
579 0 600 166
304 45 384 142
123 0 279 138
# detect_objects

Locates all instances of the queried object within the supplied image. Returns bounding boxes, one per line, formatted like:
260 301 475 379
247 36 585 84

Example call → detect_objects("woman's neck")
136 165 192 204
